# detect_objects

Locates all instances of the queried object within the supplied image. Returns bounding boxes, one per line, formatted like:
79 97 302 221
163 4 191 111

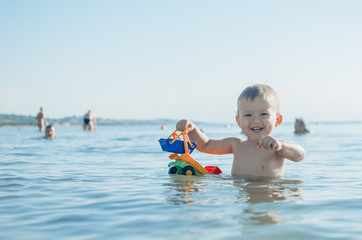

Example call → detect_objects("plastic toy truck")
159 128 222 175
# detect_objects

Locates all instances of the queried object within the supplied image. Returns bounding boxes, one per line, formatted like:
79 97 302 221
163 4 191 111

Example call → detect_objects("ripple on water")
1 123 362 240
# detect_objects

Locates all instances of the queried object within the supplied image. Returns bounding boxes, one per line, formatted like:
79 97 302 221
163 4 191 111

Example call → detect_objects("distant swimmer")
161 124 167 130
35 106 48 132
45 125 56 139
83 110 96 131
295 118 310 134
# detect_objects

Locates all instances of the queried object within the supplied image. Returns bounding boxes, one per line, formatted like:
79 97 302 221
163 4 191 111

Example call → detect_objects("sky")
1 0 362 123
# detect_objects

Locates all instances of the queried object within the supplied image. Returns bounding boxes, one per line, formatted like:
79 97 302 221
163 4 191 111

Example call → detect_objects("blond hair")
237 84 280 115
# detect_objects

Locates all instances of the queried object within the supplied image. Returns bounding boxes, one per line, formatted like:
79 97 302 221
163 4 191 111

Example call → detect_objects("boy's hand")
258 136 281 151
176 119 194 133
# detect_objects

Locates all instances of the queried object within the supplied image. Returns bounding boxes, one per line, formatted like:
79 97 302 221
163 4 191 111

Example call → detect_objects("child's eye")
261 113 269 116
244 114 252 117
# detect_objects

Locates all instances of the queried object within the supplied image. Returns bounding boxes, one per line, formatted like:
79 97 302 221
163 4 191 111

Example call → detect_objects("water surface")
1 122 362 239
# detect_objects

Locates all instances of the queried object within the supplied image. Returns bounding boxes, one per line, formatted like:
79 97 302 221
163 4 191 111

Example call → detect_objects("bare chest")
232 143 285 177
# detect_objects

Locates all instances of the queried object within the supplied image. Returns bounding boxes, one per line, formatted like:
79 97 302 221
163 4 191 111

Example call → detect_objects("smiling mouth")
251 127 263 131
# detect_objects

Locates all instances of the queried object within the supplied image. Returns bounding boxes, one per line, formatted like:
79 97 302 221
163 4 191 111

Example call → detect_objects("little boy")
176 84 305 177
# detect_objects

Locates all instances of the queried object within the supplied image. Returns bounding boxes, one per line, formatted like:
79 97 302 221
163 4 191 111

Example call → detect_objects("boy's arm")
176 119 234 154
277 141 305 162
258 136 305 162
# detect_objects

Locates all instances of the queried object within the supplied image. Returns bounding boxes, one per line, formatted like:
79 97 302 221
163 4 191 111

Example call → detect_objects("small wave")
0 183 24 188
113 137 132 141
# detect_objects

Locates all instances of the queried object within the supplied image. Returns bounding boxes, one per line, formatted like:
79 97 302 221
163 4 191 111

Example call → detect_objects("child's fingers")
176 119 192 132
176 121 185 131
257 139 267 150
267 140 275 150
269 140 281 151
258 137 279 150
259 137 270 148
267 138 277 150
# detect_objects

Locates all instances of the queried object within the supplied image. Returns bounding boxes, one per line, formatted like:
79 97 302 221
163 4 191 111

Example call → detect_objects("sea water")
1 122 362 240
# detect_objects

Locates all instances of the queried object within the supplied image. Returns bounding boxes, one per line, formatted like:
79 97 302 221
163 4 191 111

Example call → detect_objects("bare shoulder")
224 136 245 143
222 136 246 151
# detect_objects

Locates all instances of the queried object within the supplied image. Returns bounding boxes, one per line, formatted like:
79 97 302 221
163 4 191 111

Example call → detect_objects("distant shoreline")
0 114 178 127
1 114 361 127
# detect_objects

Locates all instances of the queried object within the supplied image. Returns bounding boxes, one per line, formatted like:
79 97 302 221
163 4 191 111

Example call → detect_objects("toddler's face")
236 96 279 143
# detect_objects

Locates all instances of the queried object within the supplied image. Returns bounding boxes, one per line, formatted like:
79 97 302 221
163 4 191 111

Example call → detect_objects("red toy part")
205 166 222 175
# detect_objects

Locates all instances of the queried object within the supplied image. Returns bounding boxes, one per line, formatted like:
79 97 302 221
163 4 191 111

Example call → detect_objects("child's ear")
275 114 283 127
235 115 240 126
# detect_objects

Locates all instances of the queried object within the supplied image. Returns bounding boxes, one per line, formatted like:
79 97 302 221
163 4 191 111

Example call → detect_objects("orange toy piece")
178 153 209 175
159 128 222 175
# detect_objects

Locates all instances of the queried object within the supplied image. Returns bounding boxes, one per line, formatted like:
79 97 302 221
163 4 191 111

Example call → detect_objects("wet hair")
237 84 280 114
295 118 306 127
46 125 53 130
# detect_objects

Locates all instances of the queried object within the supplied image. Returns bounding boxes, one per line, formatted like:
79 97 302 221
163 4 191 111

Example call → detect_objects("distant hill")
0 114 177 127
0 114 36 126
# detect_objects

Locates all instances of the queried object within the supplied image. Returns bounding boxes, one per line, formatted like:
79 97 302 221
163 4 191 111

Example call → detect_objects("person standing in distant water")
45 125 56 139
83 110 96 131
35 106 47 132
295 118 310 134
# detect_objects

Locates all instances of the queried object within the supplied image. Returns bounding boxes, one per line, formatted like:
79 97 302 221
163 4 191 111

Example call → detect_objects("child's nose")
251 116 261 123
